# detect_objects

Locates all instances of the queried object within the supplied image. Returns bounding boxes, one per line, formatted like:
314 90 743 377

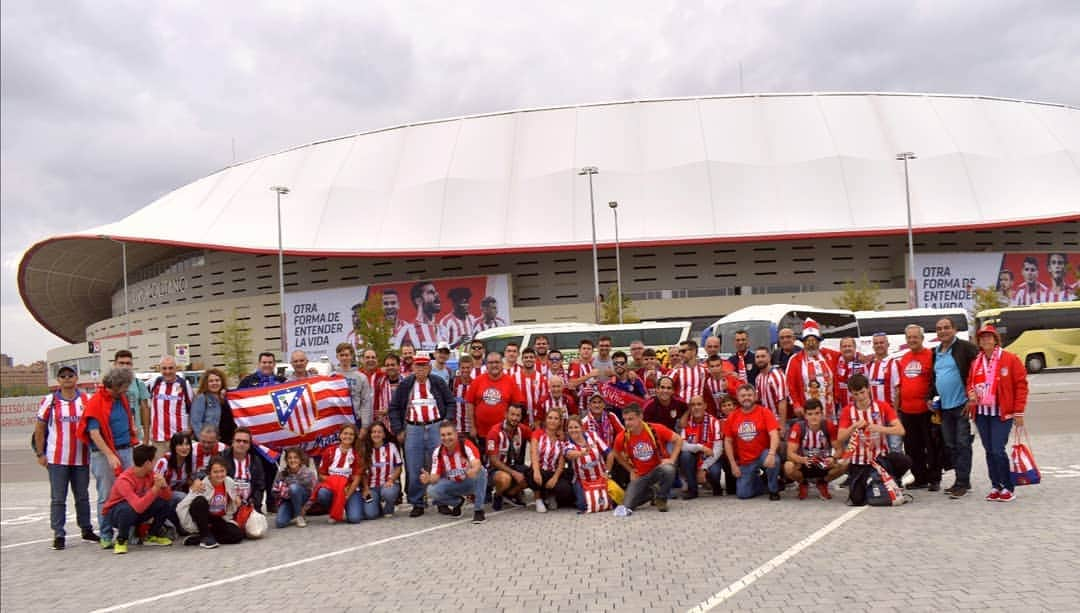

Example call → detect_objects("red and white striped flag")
227 376 354 457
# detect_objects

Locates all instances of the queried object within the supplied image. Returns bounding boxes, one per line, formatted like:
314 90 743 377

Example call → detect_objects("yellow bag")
607 479 624 505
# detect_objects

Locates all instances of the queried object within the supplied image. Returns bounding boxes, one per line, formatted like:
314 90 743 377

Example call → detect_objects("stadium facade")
19 92 1080 375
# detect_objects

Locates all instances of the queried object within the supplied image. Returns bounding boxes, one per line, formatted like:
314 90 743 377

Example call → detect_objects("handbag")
581 479 612 513
244 510 268 539
234 502 254 529
1010 426 1041 486
865 458 911 507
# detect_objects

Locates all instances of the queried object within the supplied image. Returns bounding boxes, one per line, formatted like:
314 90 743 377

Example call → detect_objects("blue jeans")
678 451 724 496
940 408 974 487
404 423 441 507
427 468 488 508
275 483 312 528
47 464 92 538
735 449 780 499
362 483 402 519
975 414 1014 492
315 487 364 523
107 498 170 540
90 447 133 541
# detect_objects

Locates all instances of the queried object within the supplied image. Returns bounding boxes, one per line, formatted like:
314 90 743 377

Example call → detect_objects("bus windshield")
713 321 773 355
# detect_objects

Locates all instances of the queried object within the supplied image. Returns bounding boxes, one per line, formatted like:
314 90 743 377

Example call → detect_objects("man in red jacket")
896 325 940 491
101 445 173 554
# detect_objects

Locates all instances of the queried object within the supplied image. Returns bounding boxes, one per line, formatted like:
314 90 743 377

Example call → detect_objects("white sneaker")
295 516 307 528
613 505 633 517
545 496 557 510
535 499 547 513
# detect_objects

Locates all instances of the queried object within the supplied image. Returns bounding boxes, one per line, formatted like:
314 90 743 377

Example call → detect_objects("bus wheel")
1025 354 1045 374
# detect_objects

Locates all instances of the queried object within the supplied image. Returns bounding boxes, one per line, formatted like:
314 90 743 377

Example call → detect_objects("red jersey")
471 317 507 335
485 422 531 465
513 369 548 427
465 373 525 440
787 420 838 464
865 357 899 405
36 391 89 466
394 321 446 352
439 313 478 346
839 400 898 465
532 428 566 472
635 366 668 398
671 364 709 401
406 379 442 423
613 422 676 475
320 446 361 479
153 453 191 490
192 441 226 472
754 368 787 418
703 372 740 416
722 405 779 466
431 440 481 482
208 482 228 516
834 355 867 411
566 431 609 483
361 369 387 414
896 348 933 414
785 350 837 415
367 442 402 488
149 377 193 442
681 413 723 448
582 410 624 447
540 390 578 419
1011 283 1049 306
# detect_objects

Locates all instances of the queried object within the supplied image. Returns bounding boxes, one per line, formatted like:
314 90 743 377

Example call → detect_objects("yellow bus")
975 302 1080 373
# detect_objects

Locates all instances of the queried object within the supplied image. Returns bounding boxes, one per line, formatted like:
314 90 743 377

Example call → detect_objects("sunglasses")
234 439 251 444
550 356 563 361
612 361 627 366
58 373 76 379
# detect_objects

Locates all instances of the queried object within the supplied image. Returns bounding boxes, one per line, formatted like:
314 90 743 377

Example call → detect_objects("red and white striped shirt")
1046 285 1076 303
407 380 442 424
361 369 387 415
36 392 88 466
149 377 193 442
866 357 899 405
671 364 708 401
840 400 897 465
468 365 487 380
431 440 481 482
754 368 787 418
367 443 402 488
568 360 595 404
394 321 446 352
471 317 507 335
532 429 566 472
540 391 576 420
582 411 624 447
154 453 190 489
320 446 360 479
682 413 722 448
566 431 608 483
485 422 532 465
636 367 668 398
192 441 226 472
452 374 473 434
834 356 866 410
1011 283 1049 306
439 313 478 346
513 369 548 427
704 374 736 412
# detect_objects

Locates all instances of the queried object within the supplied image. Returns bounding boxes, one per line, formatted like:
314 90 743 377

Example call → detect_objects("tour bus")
975 302 1080 373
855 308 970 356
471 321 693 358
701 305 859 355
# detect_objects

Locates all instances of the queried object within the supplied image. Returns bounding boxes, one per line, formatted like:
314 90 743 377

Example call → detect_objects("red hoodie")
77 385 139 453
102 467 172 516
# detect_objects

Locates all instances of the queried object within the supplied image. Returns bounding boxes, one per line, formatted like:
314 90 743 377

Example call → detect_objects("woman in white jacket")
177 457 244 548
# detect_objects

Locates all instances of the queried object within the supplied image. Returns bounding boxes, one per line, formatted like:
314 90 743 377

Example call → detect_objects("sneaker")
100 539 114 550
612 505 633 518
200 536 219 549
327 517 337 524
114 540 128 555
409 506 425 518
535 499 547 513
655 497 669 512
769 491 781 501
183 535 201 547
798 482 809 500
295 515 307 528
816 481 833 500
80 530 100 543
144 534 173 546
928 482 941 492
985 489 1000 501
437 505 452 516
948 486 968 499
450 502 463 517
997 489 1015 502
492 495 503 511
508 495 527 508
472 510 486 524
52 537 65 550
545 496 557 511
944 484 957 495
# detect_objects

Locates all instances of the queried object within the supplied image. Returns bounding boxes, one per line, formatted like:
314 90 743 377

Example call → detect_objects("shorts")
490 463 528 479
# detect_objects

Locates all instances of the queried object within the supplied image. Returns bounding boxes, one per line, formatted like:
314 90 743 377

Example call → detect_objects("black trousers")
188 497 244 544
525 468 576 507
848 452 912 506
900 411 941 485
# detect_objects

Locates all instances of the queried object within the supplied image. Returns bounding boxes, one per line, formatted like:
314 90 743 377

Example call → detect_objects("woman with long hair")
361 422 402 519
526 408 574 512
190 368 235 443
273 447 317 528
564 416 611 513
153 432 193 532
310 424 365 523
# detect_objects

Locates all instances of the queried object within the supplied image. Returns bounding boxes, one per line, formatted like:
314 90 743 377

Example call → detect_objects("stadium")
18 92 1080 375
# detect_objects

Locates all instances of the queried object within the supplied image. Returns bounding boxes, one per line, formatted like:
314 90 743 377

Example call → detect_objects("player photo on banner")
914 251 1078 312
285 274 511 358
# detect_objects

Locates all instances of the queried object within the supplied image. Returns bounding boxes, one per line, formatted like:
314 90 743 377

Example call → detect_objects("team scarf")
586 410 615 445
501 420 524 462
684 413 714 445
972 347 1003 411
735 353 748 382
835 355 864 380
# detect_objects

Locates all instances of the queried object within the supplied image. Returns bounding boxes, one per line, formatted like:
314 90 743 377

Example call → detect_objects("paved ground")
2 372 1078 612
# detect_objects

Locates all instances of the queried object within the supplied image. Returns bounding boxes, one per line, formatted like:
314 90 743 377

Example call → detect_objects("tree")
970 285 1007 320
217 310 253 385
353 291 395 358
600 284 640 324
833 274 884 311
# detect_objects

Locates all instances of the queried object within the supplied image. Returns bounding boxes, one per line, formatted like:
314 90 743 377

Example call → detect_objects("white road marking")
1 536 71 550
687 507 866 612
90 511 510 612
0 506 40 511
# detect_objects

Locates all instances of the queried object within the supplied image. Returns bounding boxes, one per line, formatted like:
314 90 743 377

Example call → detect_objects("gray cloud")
2 0 1078 362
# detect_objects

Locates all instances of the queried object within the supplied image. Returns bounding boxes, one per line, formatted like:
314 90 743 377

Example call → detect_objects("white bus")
855 308 970 355
702 304 860 355
471 321 693 357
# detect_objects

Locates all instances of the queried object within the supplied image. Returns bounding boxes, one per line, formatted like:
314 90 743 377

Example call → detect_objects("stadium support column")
579 166 601 323
270 186 291 354
896 152 918 308
609 200 623 324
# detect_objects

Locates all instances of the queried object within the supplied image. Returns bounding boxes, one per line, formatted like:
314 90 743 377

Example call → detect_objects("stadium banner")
914 251 1079 312
285 274 512 358
227 375 354 456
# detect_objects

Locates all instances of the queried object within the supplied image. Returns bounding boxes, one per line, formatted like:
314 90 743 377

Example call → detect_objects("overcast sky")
2 0 1078 364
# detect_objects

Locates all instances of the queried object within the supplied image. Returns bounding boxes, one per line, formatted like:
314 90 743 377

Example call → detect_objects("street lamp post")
608 201 623 324
578 166 601 323
98 235 131 350
270 186 291 353
896 152 917 308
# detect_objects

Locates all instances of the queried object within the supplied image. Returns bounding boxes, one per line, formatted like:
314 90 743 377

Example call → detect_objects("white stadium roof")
19 92 1080 341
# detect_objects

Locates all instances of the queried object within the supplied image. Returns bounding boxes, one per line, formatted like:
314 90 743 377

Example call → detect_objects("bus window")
479 335 525 355
714 321 773 355
551 332 595 352
780 311 859 340
641 327 686 347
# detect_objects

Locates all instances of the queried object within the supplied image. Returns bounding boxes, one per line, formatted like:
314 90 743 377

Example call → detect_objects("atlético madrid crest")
270 384 315 430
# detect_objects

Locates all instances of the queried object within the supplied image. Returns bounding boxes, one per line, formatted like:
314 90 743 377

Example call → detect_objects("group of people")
36 314 1029 551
